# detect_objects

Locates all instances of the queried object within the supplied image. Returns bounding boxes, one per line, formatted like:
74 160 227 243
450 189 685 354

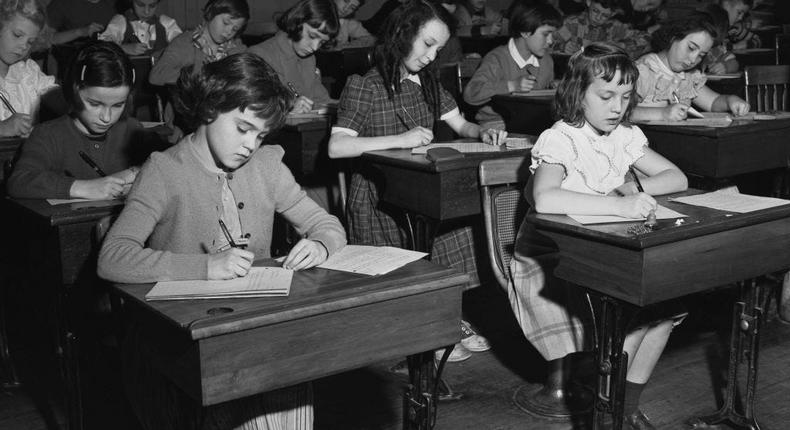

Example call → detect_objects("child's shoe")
460 320 491 352
434 343 472 362
623 410 656 430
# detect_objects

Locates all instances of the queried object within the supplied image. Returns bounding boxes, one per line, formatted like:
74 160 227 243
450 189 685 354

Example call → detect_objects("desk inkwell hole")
207 307 234 316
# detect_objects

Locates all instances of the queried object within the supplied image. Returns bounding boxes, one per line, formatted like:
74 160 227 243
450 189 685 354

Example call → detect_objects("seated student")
148 0 247 86
511 42 688 430
614 0 666 33
699 3 739 74
98 0 183 57
0 0 58 137
554 0 651 58
328 0 505 361
462 2 560 130
333 0 373 47
247 0 338 114
454 0 506 36
719 0 759 50
98 53 346 430
631 12 750 123
47 0 116 45
7 42 149 200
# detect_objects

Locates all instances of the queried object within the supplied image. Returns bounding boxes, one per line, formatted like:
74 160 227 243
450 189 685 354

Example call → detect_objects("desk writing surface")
363 144 530 219
4 197 123 227
641 117 790 178
530 191 790 306
113 259 468 405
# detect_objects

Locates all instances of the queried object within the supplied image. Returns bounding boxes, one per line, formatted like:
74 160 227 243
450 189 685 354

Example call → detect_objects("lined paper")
568 205 687 225
318 245 427 275
145 267 293 301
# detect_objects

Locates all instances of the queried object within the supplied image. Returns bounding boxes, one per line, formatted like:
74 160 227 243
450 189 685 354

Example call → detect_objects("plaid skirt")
507 252 593 361
122 325 313 430
346 169 483 287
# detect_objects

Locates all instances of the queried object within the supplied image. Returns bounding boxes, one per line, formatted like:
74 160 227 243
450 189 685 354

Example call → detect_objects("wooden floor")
2 286 790 430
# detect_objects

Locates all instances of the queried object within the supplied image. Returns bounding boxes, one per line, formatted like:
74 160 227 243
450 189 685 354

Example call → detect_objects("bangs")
309 19 339 37
592 55 639 86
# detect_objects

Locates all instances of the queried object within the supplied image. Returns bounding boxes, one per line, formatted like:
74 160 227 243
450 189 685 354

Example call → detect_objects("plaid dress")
508 121 650 361
335 69 483 286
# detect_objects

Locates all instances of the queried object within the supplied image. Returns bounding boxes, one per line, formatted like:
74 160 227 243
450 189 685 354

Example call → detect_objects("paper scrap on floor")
318 245 427 275
412 141 526 154
669 189 790 213
568 205 687 225
145 267 293 300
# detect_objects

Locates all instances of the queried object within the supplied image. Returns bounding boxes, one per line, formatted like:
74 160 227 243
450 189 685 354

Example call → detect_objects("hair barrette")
80 65 87 82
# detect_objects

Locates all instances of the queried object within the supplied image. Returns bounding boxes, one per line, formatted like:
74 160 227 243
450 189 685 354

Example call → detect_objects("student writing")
98 53 346 429
7 41 154 200
509 42 687 429
631 12 750 122
0 0 58 137
247 0 338 114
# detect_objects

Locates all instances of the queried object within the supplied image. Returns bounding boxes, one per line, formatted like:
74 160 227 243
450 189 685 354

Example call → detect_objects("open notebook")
145 267 293 301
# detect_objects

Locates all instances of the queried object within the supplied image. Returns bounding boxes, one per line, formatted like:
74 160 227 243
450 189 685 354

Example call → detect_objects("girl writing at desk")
462 1 560 130
511 42 687 429
7 41 149 200
328 0 504 361
247 0 338 114
631 13 750 122
148 0 248 86
0 0 58 137
98 53 346 429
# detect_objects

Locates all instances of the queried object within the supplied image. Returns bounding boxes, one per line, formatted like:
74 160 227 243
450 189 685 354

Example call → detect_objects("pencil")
400 106 419 129
286 82 300 98
218 219 239 248
78 151 107 177
629 166 644 193
672 92 704 118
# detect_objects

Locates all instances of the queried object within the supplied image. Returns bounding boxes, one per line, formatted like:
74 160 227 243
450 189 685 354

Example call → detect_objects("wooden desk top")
493 93 554 104
3 197 123 227
113 259 468 405
363 145 529 173
530 191 790 305
639 116 790 137
283 115 332 130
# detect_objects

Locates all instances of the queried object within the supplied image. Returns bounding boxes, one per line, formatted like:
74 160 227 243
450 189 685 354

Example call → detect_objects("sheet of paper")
411 141 527 154
47 198 95 205
511 88 556 97
635 115 733 127
568 205 687 225
145 267 293 301
669 190 790 213
704 72 742 80
318 245 427 275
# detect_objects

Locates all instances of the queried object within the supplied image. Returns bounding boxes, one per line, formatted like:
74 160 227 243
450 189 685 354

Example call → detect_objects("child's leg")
626 320 674 383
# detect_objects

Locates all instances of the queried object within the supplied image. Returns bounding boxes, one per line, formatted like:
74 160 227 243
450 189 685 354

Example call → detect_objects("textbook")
145 267 293 301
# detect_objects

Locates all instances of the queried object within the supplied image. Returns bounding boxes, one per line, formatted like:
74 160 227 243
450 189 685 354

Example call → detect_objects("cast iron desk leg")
690 278 768 430
404 348 453 430
592 296 633 430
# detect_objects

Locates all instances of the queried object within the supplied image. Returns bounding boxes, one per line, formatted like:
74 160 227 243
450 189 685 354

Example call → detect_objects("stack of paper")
145 267 293 301
318 245 427 275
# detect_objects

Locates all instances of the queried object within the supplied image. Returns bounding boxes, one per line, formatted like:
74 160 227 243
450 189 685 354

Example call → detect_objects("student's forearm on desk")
638 169 688 195
328 132 407 158
98 238 210 283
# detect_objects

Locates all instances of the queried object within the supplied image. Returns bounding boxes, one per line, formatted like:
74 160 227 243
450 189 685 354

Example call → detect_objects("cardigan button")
237 202 244 209
227 173 234 180
244 233 251 238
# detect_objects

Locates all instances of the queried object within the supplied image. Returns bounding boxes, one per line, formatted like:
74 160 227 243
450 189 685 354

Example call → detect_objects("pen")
78 151 107 177
400 106 419 129
218 219 240 249
0 91 16 114
286 82 300 98
629 166 644 193
672 92 704 118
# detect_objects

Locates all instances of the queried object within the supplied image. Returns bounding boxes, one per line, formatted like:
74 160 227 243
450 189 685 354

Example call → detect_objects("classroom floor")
2 285 790 430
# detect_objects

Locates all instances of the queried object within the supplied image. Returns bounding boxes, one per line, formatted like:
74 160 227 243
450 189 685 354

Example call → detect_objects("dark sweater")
7 115 152 199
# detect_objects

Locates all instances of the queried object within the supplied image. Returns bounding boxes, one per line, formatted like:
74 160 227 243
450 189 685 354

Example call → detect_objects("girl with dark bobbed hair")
248 0 339 114
99 52 346 430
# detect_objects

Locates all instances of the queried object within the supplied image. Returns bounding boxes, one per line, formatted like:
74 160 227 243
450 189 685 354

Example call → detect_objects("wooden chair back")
743 65 790 112
439 62 463 103
478 156 531 289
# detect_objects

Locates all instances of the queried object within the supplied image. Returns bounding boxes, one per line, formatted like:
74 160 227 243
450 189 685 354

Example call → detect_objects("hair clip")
80 65 87 82
131 68 136 85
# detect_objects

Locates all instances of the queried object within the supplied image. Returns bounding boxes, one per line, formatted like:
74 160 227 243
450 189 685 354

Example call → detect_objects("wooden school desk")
361 144 530 252
491 93 554 135
0 136 24 180
458 35 508 56
639 116 790 182
2 197 124 430
529 191 790 430
315 46 374 99
704 73 745 98
111 259 468 430
269 114 334 180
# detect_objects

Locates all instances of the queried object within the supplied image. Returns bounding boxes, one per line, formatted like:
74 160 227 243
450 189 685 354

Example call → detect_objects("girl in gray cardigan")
98 53 346 430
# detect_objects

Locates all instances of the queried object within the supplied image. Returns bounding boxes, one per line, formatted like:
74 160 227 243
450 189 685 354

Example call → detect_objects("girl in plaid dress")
511 43 688 429
328 0 505 359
